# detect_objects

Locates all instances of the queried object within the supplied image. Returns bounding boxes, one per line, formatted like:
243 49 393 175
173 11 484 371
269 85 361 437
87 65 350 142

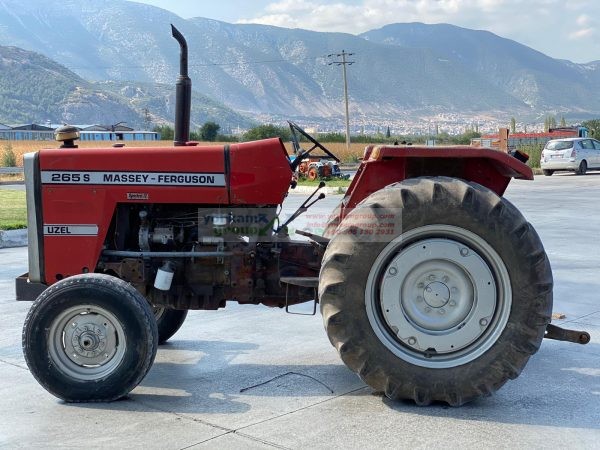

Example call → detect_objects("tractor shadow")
69 337 364 415
382 336 600 430
67 336 600 430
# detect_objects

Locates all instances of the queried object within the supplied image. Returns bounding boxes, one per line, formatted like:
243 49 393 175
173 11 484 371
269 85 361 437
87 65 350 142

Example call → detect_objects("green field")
0 190 27 230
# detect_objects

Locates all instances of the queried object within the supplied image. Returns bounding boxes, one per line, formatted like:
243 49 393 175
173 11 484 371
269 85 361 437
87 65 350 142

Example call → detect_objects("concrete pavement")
1 174 599 448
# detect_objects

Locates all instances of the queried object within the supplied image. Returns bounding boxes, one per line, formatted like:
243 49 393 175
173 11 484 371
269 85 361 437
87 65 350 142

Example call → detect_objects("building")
0 123 160 141
471 126 588 150
0 124 55 140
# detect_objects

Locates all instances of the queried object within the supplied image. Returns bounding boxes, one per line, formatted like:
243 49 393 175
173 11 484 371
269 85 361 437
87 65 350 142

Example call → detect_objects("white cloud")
569 13 596 40
569 28 594 40
236 0 600 62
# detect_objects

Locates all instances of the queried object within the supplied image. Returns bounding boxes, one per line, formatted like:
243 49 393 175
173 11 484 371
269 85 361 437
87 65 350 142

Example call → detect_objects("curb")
0 228 28 248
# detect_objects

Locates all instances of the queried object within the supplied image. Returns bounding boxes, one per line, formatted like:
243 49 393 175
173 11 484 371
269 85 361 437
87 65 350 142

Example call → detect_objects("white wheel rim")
365 225 512 369
48 305 127 380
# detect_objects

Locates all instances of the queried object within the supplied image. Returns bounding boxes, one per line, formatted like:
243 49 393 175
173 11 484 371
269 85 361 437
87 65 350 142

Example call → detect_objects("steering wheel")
287 121 340 167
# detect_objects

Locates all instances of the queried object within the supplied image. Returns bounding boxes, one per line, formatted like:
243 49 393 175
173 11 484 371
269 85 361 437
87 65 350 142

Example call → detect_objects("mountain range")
0 0 599 126
0 45 253 128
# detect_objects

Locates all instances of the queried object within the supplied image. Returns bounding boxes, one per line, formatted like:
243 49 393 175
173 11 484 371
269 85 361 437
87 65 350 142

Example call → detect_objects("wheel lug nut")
407 337 416 345
480 318 488 326
451 287 458 293
417 282 424 289
442 276 449 283
425 287 432 293
438 309 445 315
425 307 432 313
388 267 398 276
460 248 469 256
428 274 436 281
449 300 456 307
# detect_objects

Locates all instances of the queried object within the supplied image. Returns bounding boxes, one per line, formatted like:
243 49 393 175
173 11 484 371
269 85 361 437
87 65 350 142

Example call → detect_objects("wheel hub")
423 281 449 308
71 324 107 359
48 305 126 380
366 225 512 369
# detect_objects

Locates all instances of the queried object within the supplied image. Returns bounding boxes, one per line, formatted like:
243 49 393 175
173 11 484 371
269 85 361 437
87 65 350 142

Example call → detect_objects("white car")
540 137 600 176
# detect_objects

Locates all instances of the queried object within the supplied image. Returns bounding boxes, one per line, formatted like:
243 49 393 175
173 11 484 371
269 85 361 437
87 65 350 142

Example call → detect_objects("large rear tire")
319 177 553 405
23 274 158 402
323 203 342 239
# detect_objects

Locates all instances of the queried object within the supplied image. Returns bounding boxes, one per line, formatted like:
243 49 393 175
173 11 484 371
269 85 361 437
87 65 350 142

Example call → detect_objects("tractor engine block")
99 204 321 310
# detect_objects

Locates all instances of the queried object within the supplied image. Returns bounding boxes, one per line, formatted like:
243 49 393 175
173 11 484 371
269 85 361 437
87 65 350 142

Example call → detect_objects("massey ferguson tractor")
16 26 589 406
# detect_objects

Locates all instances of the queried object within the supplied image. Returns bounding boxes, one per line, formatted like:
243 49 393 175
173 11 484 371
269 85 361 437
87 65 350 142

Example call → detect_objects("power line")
328 50 355 151
62 56 329 71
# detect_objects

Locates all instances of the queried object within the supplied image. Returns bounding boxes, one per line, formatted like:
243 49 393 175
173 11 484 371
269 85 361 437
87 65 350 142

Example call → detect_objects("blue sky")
133 0 600 63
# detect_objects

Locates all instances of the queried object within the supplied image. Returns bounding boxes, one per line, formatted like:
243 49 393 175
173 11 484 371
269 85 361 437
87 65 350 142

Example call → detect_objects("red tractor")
16 26 588 405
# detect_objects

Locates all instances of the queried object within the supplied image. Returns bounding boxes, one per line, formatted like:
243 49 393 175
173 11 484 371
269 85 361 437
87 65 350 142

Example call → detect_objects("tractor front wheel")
22 274 158 402
319 177 553 405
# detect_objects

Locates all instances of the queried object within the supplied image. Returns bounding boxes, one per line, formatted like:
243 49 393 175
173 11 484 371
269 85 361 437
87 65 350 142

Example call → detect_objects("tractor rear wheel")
22 273 158 402
323 203 342 239
319 177 553 405
154 307 188 344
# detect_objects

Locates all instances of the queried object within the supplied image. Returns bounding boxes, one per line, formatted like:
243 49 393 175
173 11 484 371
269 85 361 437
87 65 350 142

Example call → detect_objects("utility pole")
328 50 355 151
143 108 151 131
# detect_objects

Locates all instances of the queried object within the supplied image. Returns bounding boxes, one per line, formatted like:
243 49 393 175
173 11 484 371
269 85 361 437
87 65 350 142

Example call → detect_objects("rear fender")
343 145 532 211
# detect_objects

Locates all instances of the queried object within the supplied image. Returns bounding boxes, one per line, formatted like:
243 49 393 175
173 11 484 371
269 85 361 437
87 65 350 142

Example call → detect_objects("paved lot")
1 174 599 448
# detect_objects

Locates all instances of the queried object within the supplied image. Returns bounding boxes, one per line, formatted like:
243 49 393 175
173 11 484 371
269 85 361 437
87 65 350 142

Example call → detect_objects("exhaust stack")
171 24 191 146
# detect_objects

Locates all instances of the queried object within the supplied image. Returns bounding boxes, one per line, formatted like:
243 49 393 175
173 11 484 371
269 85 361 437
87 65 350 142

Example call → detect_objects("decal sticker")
44 224 99 236
127 192 149 200
41 171 226 187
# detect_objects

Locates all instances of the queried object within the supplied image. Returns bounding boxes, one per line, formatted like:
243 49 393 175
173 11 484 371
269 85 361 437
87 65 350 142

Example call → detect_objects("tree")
200 121 220 141
544 115 557 132
582 119 600 138
244 124 291 141
385 126 391 138
510 117 516 134
1 142 16 167
153 124 173 141
560 116 566 127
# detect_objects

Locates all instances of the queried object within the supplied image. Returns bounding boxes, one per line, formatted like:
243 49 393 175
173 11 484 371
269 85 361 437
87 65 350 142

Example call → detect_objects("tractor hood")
37 138 292 205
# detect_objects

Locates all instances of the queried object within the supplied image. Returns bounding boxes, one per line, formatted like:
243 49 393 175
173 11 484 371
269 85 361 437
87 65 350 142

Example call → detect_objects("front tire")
154 307 188 344
23 274 158 402
319 177 553 405
542 169 554 176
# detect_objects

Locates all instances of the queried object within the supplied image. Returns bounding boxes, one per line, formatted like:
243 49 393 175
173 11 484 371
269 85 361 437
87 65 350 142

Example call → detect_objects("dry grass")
4 140 183 167
4 140 370 167
0 173 24 183
282 141 368 163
